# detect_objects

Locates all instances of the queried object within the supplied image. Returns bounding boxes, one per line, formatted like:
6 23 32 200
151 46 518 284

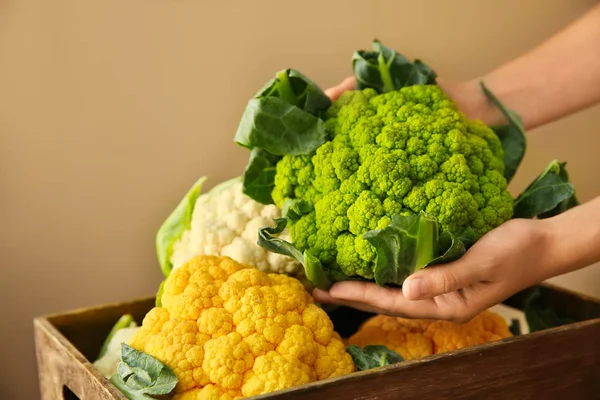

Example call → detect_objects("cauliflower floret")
129 255 355 398
169 178 302 277
346 309 512 361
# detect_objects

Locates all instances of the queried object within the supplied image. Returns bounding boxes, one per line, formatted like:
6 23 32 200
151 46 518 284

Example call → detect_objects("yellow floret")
346 310 512 361
129 255 355 399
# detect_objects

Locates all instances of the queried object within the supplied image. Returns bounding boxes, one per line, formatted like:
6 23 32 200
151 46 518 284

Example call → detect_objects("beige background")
2 0 600 398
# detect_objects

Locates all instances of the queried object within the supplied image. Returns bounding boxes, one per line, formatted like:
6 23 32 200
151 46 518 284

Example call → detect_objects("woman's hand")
319 72 600 323
323 76 356 101
323 76 505 126
313 218 557 323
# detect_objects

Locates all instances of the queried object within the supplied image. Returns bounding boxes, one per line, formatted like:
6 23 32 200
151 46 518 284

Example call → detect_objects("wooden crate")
34 283 600 400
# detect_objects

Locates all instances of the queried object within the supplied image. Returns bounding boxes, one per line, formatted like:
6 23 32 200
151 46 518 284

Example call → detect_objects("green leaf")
241 148 281 205
523 288 577 333
235 97 328 156
456 227 478 250
236 69 331 204
363 212 469 286
513 160 578 219
346 345 404 371
110 344 178 400
480 82 526 184
282 199 314 222
97 314 136 360
352 39 437 94
234 68 331 157
155 280 165 307
257 218 304 261
156 177 206 277
425 229 473 268
254 69 332 116
509 318 522 336
364 213 436 286
537 163 580 219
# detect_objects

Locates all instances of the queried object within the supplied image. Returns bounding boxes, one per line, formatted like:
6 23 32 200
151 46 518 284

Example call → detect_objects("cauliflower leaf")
513 160 578 219
257 217 343 289
364 212 473 285
110 343 178 400
156 177 207 277
242 147 281 205
480 82 526 183
352 39 437 93
235 69 332 206
346 344 404 371
235 68 331 157
523 288 578 333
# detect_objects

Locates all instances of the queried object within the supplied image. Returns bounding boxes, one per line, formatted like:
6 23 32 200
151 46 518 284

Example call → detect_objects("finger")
323 298 385 315
460 281 514 315
324 76 356 100
314 286 404 315
402 259 486 301
313 288 381 314
325 281 445 320
312 288 335 303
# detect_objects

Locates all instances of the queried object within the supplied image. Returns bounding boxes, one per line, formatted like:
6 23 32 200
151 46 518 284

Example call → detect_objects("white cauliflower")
166 177 302 276
93 322 140 378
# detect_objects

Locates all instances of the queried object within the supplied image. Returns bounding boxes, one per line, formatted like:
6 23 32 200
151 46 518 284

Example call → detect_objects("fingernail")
405 278 425 299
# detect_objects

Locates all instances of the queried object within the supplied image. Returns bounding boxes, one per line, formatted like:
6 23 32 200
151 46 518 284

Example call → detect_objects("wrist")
538 198 600 280
533 218 569 282
514 218 564 285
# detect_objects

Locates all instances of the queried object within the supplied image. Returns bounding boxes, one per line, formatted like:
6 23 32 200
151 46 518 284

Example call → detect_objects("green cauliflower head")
271 85 513 279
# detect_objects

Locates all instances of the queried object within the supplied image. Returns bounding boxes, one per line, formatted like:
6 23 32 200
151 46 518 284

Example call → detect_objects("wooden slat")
34 285 600 399
34 317 128 400
45 296 156 362
250 319 600 400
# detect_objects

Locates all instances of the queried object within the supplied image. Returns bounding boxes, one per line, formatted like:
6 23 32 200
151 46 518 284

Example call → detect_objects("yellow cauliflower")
346 310 512 361
129 255 355 399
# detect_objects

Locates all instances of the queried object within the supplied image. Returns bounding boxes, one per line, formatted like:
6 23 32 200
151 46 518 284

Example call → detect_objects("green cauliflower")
234 41 577 289
271 85 513 280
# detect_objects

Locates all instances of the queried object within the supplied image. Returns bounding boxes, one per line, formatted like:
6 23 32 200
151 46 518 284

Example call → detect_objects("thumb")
402 261 482 300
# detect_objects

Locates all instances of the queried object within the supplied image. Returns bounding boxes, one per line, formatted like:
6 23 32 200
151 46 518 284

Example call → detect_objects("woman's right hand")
324 76 356 101
324 75 505 128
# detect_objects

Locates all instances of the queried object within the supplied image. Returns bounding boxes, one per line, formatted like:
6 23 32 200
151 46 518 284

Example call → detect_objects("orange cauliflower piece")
129 255 355 399
346 310 512 361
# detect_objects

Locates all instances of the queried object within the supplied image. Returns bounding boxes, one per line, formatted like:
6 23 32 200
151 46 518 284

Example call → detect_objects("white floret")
93 326 141 379
170 178 302 276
